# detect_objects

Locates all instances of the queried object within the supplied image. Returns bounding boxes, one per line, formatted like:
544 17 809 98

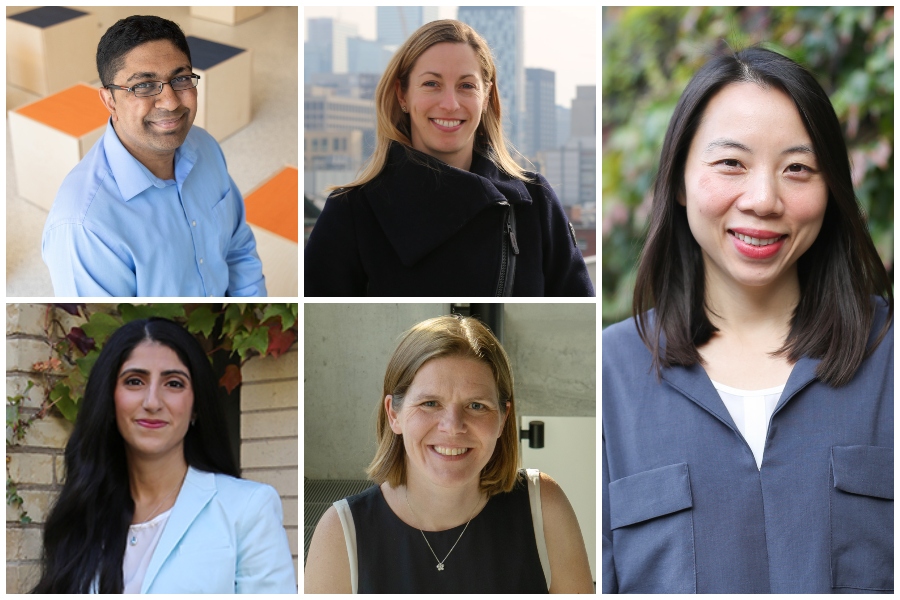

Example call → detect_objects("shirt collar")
102 118 198 201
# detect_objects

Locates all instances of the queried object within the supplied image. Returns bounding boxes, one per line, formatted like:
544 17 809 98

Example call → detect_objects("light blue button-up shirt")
42 120 266 297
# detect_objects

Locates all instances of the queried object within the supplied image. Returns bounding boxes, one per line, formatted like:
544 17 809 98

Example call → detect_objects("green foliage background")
602 7 894 326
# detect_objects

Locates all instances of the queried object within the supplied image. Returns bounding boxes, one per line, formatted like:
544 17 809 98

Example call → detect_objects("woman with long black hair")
32 317 295 593
603 47 892 593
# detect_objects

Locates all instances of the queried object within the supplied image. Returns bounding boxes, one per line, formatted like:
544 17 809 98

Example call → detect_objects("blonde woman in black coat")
304 19 594 297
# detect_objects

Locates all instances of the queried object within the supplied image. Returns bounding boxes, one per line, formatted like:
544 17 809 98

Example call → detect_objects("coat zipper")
495 202 519 296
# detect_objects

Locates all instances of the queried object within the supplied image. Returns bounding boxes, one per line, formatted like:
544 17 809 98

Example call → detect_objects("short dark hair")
633 46 892 387
96 15 192 88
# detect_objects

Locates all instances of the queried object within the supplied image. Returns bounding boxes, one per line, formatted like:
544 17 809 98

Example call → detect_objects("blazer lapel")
141 467 217 593
661 362 741 434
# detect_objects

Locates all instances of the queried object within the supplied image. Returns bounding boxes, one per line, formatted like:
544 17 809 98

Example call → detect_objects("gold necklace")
404 488 482 572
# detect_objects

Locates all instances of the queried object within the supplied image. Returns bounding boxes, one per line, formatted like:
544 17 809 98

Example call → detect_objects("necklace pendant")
436 563 445 571
130 535 137 546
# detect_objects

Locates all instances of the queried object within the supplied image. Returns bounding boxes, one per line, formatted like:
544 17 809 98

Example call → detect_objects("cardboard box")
243 167 299 296
190 7 265 26
7 7 97 96
187 36 252 142
9 83 109 210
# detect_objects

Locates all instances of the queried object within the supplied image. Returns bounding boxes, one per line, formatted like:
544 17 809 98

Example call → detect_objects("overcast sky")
303 6 597 107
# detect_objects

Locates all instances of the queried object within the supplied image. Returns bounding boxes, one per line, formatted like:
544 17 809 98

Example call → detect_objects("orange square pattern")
244 167 299 243
15 83 109 138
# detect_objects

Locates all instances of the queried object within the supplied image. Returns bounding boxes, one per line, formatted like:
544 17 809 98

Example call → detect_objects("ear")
498 401 510 437
677 183 687 207
385 395 403 435
395 79 406 113
99 87 118 122
482 81 493 113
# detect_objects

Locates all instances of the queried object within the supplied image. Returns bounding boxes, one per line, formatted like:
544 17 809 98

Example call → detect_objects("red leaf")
266 323 296 358
66 327 95 355
219 364 242 394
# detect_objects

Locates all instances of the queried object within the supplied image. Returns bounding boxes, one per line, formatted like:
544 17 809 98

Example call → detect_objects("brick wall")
5 304 299 591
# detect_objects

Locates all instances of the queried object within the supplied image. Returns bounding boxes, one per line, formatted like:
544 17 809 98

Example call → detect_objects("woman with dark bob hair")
33 317 296 593
305 315 593 592
304 19 594 297
603 47 893 593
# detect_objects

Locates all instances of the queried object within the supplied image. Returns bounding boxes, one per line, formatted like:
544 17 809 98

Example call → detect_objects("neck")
399 477 485 532
704 266 800 340
127 450 188 508
113 122 176 180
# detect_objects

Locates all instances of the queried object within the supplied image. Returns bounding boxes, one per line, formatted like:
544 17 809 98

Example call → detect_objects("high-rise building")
377 7 439 48
556 104 571 148
348 37 392 74
457 6 525 151
570 85 596 137
525 68 556 157
306 17 357 75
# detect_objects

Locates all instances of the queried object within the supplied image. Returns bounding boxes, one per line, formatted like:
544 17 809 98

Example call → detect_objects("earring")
401 105 408 113
190 417 196 426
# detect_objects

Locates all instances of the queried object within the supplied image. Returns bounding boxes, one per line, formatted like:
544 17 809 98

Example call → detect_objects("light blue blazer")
117 467 296 593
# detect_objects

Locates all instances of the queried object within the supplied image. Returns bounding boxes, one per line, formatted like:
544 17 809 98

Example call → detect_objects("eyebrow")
126 65 191 83
119 368 191 379
414 393 497 404
704 138 816 156
417 71 477 80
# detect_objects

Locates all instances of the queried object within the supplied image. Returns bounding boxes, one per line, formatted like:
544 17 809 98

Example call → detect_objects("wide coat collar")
140 466 216 593
361 142 532 267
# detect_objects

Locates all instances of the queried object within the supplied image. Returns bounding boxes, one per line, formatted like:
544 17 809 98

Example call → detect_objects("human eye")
786 163 814 173
124 376 144 386
716 158 743 169
132 81 155 91
172 75 191 84
460 82 477 90
469 402 486 411
165 379 186 389
420 399 438 407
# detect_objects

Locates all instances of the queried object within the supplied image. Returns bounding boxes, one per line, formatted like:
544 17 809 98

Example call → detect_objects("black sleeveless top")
343 471 549 593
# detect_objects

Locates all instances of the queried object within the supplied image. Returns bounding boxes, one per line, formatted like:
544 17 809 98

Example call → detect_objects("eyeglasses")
106 74 201 98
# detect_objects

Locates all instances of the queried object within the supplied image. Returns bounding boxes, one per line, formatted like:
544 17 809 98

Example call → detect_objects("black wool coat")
304 143 595 297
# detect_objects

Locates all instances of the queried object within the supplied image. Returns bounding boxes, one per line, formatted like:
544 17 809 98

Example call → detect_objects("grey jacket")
602 301 893 593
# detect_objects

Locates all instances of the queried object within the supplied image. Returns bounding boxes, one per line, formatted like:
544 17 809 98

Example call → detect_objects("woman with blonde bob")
305 315 593 593
305 20 594 297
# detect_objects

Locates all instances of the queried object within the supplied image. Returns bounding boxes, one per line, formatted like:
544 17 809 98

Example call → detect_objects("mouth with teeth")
430 118 465 132
431 445 471 457
728 229 787 259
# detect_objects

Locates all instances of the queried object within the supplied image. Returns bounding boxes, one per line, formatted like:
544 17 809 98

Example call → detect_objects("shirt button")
192 220 197 227
199 258 204 264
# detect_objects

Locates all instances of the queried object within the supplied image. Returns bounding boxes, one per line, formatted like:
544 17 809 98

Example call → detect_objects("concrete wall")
303 303 448 479
303 303 595 480
5 303 299 592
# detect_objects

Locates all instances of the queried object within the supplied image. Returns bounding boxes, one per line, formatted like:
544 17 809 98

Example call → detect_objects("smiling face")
99 39 197 175
114 340 194 464
386 355 507 491
681 82 828 294
397 42 491 171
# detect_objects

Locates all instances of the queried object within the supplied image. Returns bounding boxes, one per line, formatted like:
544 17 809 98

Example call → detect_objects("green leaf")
233 325 270 360
186 305 218 337
119 303 185 322
80 312 122 342
260 304 296 330
76 350 100 379
50 384 79 423
223 304 243 336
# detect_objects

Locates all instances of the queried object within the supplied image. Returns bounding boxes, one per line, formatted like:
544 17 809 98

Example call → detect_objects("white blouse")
123 508 172 594
711 380 784 470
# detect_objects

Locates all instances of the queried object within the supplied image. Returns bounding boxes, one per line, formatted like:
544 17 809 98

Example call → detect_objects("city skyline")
303 6 596 107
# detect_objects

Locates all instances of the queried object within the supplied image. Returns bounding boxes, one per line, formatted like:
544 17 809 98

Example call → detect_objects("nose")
737 170 784 217
142 380 163 411
438 404 466 434
154 82 181 111
438 88 460 112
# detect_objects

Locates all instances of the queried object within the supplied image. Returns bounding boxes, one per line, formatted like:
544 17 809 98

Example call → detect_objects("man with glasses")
42 15 266 297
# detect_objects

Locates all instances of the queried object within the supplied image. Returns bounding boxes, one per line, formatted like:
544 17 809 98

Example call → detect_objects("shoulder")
305 504 353 593
47 144 115 228
521 171 556 200
602 314 647 349
536 472 594 592
185 124 220 153
211 473 280 509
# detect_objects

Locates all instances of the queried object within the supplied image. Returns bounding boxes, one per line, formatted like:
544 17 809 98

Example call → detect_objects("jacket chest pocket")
830 445 893 592
609 462 696 593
